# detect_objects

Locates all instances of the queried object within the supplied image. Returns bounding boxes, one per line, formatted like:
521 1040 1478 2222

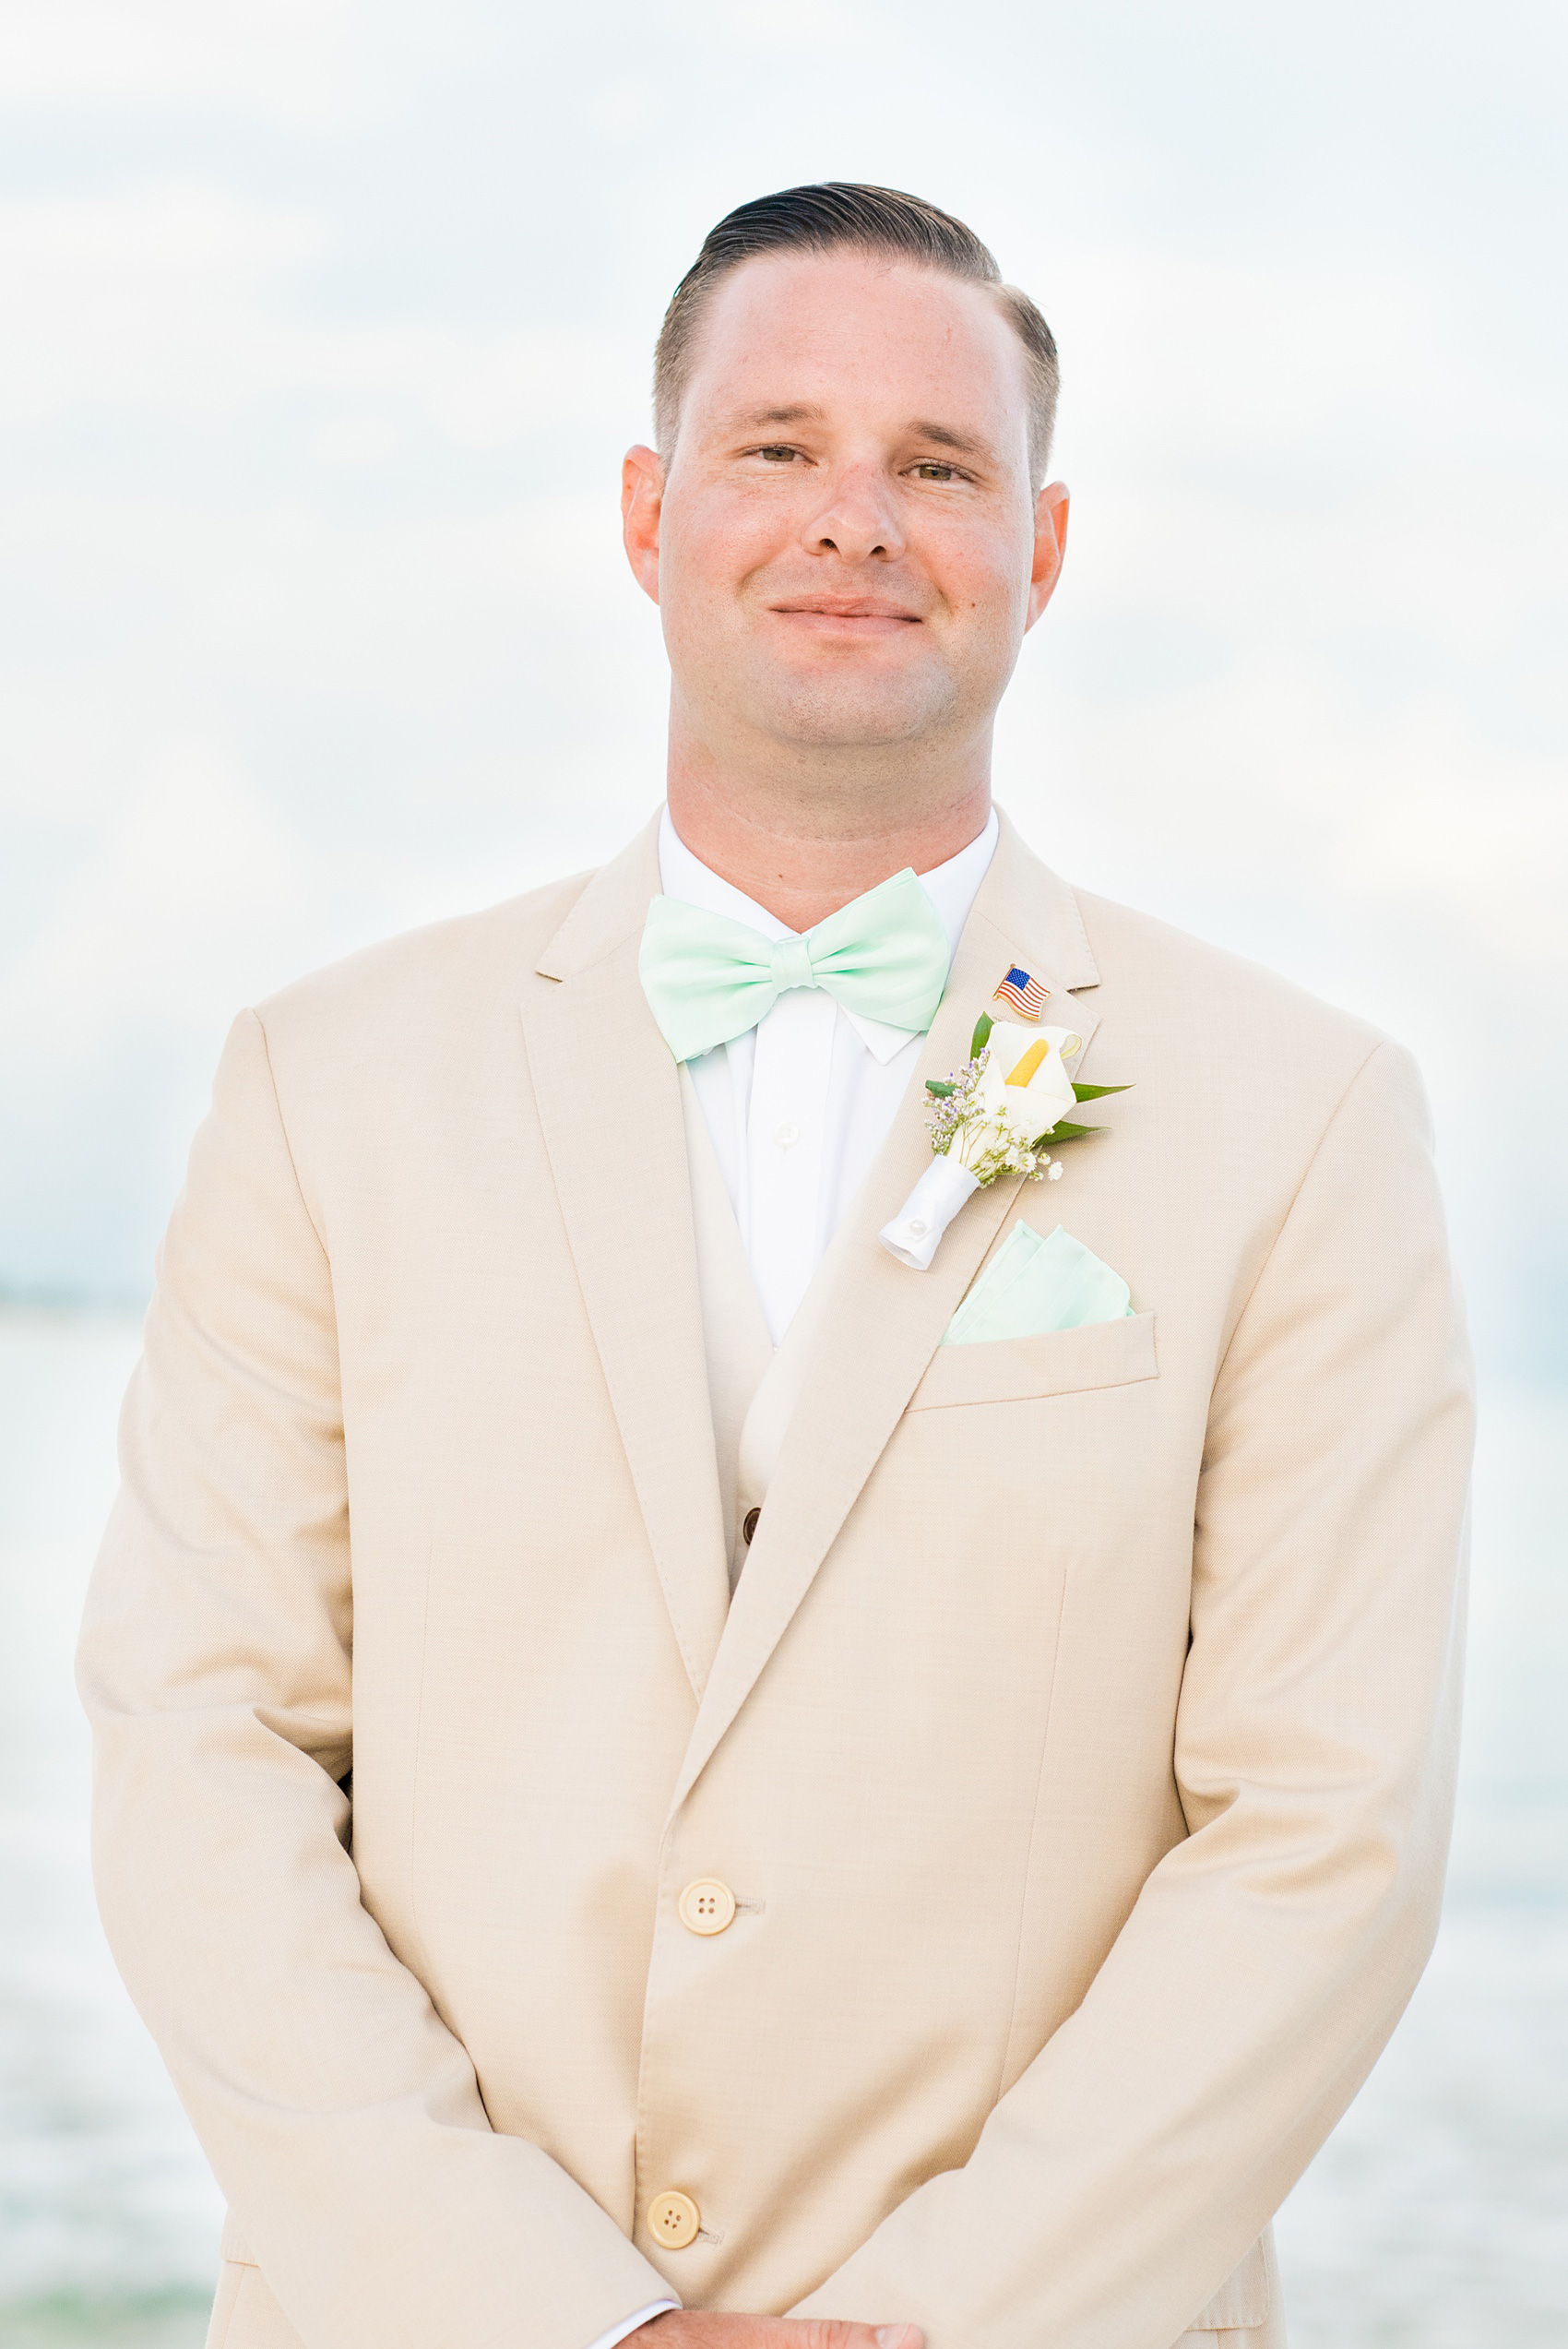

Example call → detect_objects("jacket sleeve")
791 1038 1473 2349
77 1009 675 2349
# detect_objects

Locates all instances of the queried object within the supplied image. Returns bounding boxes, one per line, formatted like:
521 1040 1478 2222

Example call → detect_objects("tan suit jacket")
78 812 1471 2349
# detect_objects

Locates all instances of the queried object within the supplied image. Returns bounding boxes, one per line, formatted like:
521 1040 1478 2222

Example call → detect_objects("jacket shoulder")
1072 886 1393 1075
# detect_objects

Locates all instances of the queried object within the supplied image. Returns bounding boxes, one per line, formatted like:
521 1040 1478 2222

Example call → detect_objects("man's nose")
802 466 906 562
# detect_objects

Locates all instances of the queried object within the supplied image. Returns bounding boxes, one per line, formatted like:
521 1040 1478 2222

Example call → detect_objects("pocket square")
940 1222 1134 1347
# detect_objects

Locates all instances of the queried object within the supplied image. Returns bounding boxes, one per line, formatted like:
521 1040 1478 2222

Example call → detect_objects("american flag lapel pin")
992 965 1050 1020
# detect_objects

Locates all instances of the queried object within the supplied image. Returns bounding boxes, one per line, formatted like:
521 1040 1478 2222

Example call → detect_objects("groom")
79 185 1471 2349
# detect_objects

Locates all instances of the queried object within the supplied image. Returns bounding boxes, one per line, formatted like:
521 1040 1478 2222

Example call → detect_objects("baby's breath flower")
927 1043 1065 1186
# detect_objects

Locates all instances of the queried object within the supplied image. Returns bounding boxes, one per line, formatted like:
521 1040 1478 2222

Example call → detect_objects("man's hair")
653 182 1060 484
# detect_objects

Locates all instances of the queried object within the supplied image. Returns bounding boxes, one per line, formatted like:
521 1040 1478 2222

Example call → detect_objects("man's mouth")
767 597 923 634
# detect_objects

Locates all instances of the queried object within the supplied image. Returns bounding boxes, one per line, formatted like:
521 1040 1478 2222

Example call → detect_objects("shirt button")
742 1506 760 1544
678 1878 737 1936
773 1120 800 1149
647 2188 701 2248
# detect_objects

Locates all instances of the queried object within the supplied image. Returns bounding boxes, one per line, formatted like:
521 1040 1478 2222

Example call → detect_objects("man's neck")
664 740 993 933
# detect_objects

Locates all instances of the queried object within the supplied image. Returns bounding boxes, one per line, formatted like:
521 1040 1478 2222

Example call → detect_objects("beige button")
677 1877 737 1936
647 2188 701 2248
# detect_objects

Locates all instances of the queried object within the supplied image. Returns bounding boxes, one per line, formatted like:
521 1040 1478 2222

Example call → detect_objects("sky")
1 0 1564 1378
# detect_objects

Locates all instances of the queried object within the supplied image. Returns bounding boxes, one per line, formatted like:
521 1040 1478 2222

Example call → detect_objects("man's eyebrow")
907 420 994 461
713 406 998 461
720 403 826 432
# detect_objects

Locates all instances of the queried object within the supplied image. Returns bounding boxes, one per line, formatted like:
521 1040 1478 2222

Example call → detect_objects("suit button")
648 2188 701 2248
742 1506 761 1544
678 1878 736 1936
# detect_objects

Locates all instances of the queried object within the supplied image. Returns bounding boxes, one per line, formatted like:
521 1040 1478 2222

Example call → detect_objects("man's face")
623 251 1066 759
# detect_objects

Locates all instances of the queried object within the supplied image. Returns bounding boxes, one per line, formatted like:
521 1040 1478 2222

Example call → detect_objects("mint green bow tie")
638 867 951 1063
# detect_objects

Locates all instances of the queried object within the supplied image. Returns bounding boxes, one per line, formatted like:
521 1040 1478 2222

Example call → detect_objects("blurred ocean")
1 1306 1563 2346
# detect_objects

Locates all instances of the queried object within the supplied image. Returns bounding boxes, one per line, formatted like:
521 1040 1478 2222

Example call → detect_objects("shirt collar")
656 805 999 1065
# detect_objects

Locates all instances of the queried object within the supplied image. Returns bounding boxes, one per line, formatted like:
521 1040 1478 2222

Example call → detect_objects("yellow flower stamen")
1004 1039 1051 1088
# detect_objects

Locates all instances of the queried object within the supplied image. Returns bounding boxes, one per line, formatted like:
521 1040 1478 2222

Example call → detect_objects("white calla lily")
972 1020 1081 1143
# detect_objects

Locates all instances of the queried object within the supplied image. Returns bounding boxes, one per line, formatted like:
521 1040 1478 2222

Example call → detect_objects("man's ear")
1024 481 1069 631
622 445 665 605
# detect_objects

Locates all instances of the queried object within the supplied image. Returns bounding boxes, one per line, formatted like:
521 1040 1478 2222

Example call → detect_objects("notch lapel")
670 817 1102 1808
523 818 730 1699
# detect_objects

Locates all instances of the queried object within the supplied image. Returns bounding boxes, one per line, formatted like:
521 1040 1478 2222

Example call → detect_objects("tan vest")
680 1069 861 1592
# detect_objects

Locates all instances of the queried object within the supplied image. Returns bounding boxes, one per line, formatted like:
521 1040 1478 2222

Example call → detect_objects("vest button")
647 2188 701 2248
678 1878 737 1936
742 1506 761 1544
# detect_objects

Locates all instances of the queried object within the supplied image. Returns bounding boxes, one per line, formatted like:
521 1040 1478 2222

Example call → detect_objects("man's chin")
747 674 959 753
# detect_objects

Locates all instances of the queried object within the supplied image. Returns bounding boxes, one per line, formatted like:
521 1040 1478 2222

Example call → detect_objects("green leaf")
1040 1119 1103 1144
969 1011 993 1059
924 1078 956 1098
1071 1081 1131 1102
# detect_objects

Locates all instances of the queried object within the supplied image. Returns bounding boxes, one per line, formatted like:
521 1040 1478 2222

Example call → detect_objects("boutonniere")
879 1008 1130 1270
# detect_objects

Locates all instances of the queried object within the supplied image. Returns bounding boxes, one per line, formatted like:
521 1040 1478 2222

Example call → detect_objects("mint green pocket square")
941 1221 1134 1347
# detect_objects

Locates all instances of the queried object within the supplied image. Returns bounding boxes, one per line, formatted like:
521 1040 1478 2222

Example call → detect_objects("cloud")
0 180 640 443
0 1 362 123
0 0 1562 1374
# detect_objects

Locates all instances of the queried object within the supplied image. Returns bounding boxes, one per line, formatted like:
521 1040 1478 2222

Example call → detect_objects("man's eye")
912 461 958 482
756 445 800 463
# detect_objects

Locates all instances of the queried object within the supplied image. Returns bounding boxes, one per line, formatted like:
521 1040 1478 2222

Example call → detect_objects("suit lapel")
523 818 731 1699
671 816 1102 1808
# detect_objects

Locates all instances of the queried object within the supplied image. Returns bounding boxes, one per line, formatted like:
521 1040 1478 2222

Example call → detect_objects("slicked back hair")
653 183 1060 486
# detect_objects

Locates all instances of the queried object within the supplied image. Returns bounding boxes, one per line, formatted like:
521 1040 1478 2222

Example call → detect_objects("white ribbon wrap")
878 1156 982 1271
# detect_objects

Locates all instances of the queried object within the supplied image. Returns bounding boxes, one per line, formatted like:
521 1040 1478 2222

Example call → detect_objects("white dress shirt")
659 805 1000 1342
579 808 997 2349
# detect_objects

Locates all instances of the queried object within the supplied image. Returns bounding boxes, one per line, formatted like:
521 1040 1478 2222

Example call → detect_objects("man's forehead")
699 252 1012 351
683 256 1028 437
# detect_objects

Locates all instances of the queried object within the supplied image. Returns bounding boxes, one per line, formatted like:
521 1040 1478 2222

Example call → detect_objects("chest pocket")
908 1309 1158 1412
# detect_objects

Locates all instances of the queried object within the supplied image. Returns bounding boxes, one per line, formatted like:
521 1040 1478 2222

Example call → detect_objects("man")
78 185 1472 2349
